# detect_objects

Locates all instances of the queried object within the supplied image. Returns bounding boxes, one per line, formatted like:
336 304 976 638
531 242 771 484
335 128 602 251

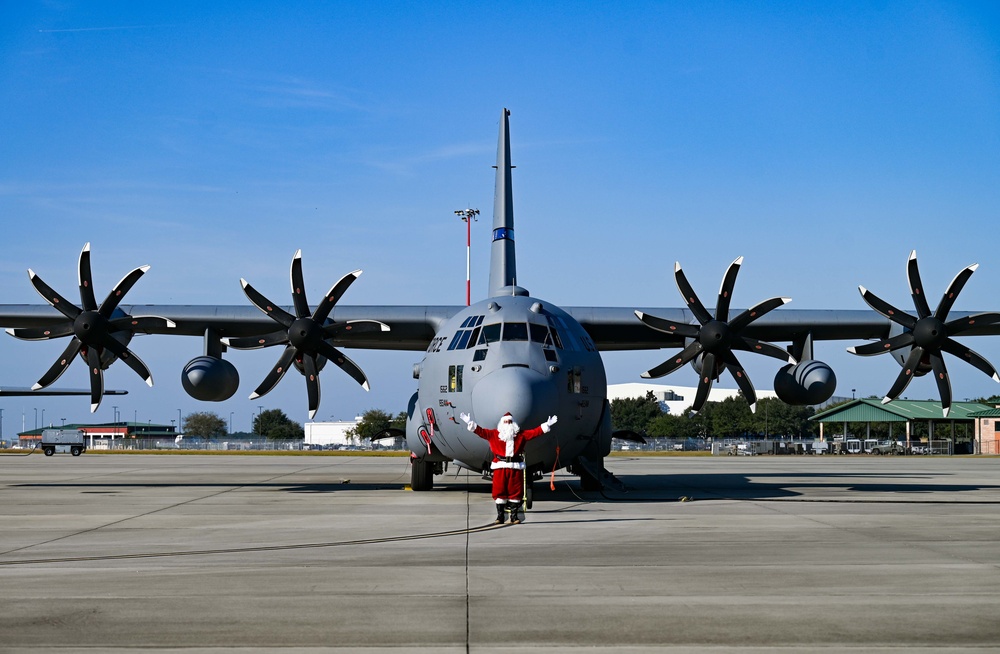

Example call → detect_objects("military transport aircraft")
1 108 999 496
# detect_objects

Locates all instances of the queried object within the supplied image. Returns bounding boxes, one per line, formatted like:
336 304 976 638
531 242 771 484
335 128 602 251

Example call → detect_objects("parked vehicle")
40 429 86 457
869 440 905 455
842 439 863 454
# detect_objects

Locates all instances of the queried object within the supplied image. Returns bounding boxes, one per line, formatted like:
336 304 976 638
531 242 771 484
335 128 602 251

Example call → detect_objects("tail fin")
489 108 527 297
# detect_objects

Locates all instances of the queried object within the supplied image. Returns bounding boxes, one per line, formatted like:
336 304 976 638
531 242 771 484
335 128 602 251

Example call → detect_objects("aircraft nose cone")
470 367 557 429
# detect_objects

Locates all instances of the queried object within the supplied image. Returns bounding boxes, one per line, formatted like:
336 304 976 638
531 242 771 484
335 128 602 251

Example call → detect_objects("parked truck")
868 439 905 455
40 429 86 457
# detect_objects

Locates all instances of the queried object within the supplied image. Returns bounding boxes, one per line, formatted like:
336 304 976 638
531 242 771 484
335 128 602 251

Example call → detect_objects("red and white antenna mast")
455 208 479 306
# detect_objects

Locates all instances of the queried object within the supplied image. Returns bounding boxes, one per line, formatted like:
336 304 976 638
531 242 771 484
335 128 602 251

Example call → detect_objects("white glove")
542 415 558 432
459 412 476 431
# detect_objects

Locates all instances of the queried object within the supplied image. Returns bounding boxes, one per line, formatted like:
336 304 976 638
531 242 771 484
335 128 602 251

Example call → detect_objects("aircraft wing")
0 387 127 397
566 307 896 351
0 304 459 352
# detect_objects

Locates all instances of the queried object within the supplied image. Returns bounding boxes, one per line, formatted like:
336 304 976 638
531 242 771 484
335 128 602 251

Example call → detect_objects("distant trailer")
39 429 87 457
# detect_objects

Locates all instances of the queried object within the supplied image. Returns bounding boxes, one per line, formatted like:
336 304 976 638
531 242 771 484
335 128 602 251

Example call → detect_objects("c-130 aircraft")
2 108 999 496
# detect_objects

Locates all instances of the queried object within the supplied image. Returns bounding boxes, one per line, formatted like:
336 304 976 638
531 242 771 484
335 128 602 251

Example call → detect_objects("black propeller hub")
73 310 110 343
912 317 948 350
288 317 325 352
699 320 732 353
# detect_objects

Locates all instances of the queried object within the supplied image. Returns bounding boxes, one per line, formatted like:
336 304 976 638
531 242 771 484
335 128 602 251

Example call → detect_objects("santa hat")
498 412 517 431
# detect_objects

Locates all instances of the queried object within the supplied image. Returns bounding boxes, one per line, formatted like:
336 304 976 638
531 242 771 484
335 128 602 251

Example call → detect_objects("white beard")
497 422 518 443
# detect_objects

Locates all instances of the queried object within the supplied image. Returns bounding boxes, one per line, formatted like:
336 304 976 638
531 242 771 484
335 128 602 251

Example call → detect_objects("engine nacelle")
181 356 240 402
773 360 837 406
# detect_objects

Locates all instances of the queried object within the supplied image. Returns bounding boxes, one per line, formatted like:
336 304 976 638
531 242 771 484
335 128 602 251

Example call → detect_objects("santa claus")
459 411 558 524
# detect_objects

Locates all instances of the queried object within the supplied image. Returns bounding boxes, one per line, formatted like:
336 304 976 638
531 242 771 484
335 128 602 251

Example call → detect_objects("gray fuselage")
408 293 608 474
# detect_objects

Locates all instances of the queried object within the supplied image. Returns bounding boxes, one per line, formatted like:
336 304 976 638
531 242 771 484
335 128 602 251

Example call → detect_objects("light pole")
34 408 37 430
113 405 119 424
852 389 856 400
455 208 479 306
177 409 182 433
229 412 234 434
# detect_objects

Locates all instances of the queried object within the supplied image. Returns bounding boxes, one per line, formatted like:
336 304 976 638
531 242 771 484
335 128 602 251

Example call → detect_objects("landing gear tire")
410 459 434 491
524 480 534 510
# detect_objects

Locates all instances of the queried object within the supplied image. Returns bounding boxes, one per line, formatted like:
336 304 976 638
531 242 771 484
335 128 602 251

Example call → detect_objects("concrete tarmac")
1 453 1000 653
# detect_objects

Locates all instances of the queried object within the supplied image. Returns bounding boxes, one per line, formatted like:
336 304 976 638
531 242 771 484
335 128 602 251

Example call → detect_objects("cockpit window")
448 315 485 350
545 316 566 349
466 326 481 349
529 323 549 344
503 322 529 341
479 323 501 344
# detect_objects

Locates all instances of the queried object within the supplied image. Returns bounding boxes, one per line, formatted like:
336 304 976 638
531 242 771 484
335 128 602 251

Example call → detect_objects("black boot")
494 502 506 524
508 500 521 524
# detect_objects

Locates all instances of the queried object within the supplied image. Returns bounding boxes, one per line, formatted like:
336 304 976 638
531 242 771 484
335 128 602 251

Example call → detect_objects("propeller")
5 243 174 412
848 250 1000 417
635 256 794 413
224 250 388 418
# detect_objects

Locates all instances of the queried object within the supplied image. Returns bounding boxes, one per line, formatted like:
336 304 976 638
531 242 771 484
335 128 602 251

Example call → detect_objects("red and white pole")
455 208 479 306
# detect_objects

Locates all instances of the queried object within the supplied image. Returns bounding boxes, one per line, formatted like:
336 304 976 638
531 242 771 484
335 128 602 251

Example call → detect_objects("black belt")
497 455 523 463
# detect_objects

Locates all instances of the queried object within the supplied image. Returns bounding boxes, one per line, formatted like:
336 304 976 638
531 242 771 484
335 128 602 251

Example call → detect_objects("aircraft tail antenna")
489 108 518 297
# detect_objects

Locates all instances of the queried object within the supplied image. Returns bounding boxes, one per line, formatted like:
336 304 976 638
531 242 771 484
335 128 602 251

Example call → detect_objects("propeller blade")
729 296 791 332
734 336 795 363
98 336 154 386
249 345 297 400
289 250 311 319
302 354 321 419
633 311 700 338
715 256 743 324
241 279 295 328
640 341 703 379
33 338 83 390
323 319 390 339
928 351 952 417
5 324 75 341
28 270 81 321
99 265 151 318
933 261 978 320
673 263 713 325
86 346 104 412
847 332 915 357
940 339 1000 382
224 331 289 350
313 269 362 325
315 340 371 390
858 286 917 329
945 312 1000 335
906 250 932 318
78 243 98 311
723 351 756 411
882 346 925 404
692 352 716 413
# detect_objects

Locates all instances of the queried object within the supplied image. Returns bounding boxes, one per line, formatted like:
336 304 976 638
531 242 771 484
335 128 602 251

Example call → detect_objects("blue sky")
2 2 999 432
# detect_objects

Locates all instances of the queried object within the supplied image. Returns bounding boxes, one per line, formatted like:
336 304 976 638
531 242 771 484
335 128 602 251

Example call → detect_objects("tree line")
179 408 404 442
610 391 817 440
181 408 304 440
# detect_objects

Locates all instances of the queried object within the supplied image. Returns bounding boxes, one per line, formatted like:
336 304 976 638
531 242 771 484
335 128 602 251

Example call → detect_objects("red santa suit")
460 412 557 510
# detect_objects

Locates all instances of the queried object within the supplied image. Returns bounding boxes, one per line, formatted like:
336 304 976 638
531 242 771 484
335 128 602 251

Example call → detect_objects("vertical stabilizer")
489 108 526 297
